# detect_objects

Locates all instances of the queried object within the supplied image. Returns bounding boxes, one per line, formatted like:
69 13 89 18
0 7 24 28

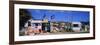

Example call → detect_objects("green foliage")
19 9 32 30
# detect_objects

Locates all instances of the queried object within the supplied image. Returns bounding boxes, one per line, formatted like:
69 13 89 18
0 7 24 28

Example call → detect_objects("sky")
26 9 90 22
